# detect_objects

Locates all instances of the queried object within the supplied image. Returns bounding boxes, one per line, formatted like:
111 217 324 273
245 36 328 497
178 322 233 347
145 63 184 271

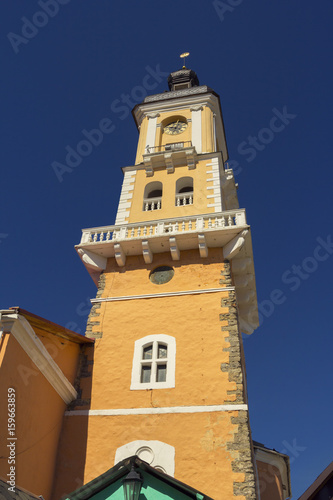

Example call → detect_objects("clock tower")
54 66 260 500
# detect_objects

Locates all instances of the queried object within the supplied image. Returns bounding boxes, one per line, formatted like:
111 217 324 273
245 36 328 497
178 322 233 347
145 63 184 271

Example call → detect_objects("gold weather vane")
180 52 190 68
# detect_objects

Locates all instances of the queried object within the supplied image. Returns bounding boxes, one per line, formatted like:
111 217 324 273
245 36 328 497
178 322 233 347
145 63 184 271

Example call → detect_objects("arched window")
130 334 176 390
115 441 175 477
143 181 162 211
175 177 193 206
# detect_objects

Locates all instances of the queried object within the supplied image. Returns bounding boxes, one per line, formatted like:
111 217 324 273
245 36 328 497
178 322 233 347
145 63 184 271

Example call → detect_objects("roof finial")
180 52 190 69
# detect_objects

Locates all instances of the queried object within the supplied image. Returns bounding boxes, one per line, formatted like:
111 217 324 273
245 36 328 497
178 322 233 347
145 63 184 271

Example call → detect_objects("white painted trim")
115 170 137 225
223 230 248 260
77 249 107 271
130 334 176 390
114 212 130 225
65 404 248 417
119 192 133 201
117 201 132 210
191 106 202 154
90 286 234 304
213 113 217 151
145 115 158 152
0 313 77 404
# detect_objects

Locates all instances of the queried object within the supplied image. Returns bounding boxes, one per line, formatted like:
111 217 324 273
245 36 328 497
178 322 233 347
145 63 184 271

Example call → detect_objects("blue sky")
1 1 333 497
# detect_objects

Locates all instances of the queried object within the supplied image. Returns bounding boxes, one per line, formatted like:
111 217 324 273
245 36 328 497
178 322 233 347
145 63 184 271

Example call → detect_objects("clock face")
164 120 187 135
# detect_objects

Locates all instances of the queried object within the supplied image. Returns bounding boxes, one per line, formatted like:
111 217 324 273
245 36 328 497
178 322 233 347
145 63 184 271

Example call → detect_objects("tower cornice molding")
144 85 212 103
134 93 220 125
123 150 225 173
189 105 204 112
145 112 160 119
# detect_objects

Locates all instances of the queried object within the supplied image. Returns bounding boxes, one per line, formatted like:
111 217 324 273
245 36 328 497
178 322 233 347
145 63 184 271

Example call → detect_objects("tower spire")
180 51 190 68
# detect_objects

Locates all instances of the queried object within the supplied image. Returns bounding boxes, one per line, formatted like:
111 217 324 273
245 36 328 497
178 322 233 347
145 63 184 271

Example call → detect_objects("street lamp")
122 464 143 500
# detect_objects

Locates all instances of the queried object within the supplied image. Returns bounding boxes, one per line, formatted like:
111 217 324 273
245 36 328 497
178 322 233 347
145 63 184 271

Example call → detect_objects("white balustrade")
175 193 193 206
143 197 162 211
80 210 247 246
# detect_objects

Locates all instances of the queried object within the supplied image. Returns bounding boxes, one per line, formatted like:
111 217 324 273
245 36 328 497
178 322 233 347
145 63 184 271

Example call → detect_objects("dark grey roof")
0 479 42 500
143 85 215 104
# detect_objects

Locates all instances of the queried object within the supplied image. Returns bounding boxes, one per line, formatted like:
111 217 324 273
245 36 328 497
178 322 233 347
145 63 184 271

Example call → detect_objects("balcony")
78 209 248 262
76 209 258 335
143 142 196 175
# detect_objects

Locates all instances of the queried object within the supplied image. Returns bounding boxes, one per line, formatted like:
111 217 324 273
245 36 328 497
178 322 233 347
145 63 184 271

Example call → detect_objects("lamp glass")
122 466 143 500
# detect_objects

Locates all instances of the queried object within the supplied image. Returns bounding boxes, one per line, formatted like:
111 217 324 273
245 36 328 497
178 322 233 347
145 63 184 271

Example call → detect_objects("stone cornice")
144 85 211 103
0 312 77 404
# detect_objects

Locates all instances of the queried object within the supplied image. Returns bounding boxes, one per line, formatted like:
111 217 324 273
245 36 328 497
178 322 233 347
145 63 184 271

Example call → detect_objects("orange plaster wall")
88 291 233 410
62 248 248 500
34 325 81 384
51 415 90 500
256 460 284 500
0 330 81 500
79 411 244 500
103 247 228 297
86 249 235 410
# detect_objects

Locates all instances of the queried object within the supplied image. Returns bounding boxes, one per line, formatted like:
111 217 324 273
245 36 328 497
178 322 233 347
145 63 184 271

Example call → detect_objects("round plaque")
149 266 174 285
136 446 155 464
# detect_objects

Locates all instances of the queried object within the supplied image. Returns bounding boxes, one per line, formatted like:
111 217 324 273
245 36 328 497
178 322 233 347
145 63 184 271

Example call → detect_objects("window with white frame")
130 335 176 390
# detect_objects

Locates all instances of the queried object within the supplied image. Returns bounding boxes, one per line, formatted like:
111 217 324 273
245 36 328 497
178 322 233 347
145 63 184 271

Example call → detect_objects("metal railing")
145 141 192 154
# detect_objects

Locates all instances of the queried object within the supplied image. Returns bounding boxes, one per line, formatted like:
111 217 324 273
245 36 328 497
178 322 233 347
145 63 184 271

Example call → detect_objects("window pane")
156 364 167 382
142 345 152 359
141 365 151 383
158 344 167 359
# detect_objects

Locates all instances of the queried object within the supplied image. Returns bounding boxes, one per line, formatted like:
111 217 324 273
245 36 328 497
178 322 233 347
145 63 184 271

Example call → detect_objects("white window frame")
130 334 176 390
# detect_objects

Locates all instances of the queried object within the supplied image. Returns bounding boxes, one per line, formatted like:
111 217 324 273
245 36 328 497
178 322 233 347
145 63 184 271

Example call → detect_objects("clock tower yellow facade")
54 67 260 500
